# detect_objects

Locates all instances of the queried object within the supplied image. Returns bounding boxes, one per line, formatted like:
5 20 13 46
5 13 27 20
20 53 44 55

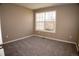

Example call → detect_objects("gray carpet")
3 36 78 56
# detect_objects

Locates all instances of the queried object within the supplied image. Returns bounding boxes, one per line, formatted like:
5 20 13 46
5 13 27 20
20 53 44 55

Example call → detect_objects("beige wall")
0 4 79 44
1 4 33 43
34 4 78 43
77 4 79 51
78 5 79 44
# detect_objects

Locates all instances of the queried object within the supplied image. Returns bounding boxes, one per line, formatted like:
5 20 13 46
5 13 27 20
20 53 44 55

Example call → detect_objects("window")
35 11 56 33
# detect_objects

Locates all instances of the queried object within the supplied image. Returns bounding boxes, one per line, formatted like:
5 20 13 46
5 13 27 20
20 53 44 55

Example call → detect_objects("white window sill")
36 30 56 33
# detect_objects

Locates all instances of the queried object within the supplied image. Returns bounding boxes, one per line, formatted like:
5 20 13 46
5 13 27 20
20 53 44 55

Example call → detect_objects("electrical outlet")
78 44 79 47
69 36 72 39
5 35 8 38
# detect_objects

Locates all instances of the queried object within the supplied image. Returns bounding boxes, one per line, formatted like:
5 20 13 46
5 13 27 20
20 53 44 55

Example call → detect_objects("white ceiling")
15 3 64 9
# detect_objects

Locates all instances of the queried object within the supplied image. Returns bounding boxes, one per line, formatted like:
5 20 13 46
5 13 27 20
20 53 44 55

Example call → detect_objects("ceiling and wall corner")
15 3 66 10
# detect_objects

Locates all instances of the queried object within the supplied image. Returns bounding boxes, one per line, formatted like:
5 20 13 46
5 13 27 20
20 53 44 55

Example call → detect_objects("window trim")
35 11 56 33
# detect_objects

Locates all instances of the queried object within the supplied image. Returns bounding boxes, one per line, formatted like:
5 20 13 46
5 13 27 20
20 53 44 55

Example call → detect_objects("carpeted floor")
3 36 78 56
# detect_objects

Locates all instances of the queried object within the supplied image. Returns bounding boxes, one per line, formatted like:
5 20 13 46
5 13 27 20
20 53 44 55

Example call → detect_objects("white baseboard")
1 34 76 45
3 35 33 45
75 44 79 52
0 34 77 53
33 34 76 45
1 34 77 52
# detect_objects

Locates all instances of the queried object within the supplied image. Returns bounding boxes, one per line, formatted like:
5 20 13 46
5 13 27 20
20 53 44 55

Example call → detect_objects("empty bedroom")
0 3 79 56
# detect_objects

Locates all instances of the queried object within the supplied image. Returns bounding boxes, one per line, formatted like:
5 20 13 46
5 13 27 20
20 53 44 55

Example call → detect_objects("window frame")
35 11 56 33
